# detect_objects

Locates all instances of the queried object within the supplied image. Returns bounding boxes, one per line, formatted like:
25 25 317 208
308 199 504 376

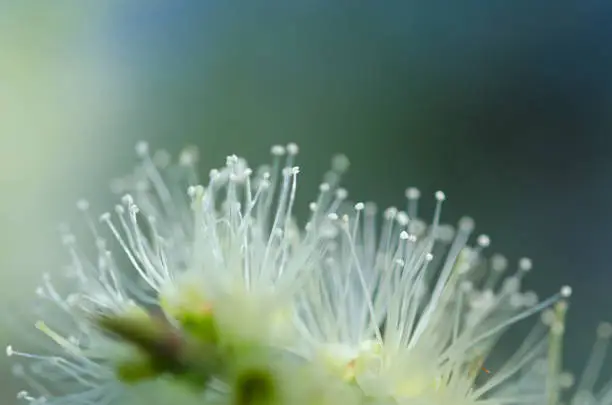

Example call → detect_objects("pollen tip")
335 188 348 200
435 190 446 201
135 141 149 156
76 199 89 211
405 187 421 199
560 285 572 298
271 145 286 156
153 149 171 167
597 322 612 338
121 194 134 206
179 146 199 166
518 257 533 272
286 143 299 155
396 211 409 226
477 234 491 248
458 216 475 231
331 154 350 173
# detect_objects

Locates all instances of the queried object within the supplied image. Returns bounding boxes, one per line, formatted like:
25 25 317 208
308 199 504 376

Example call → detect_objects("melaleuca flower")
106 142 320 347
295 187 573 404
6 141 578 405
6 142 360 405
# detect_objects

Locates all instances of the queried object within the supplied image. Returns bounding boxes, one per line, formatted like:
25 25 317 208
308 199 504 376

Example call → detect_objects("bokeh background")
2 1 611 401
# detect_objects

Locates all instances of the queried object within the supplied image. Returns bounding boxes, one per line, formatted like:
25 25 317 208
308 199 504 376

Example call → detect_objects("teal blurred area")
2 1 612 402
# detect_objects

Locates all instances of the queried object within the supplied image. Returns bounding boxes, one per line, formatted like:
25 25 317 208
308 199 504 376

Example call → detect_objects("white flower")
294 186 573 405
7 140 580 405
7 142 353 404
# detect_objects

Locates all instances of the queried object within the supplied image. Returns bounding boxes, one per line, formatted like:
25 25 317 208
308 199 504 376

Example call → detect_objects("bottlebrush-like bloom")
6 142 360 405
294 186 573 405
6 142 575 405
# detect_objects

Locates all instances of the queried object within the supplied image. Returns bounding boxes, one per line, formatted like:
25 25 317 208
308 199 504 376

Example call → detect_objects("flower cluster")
6 142 609 405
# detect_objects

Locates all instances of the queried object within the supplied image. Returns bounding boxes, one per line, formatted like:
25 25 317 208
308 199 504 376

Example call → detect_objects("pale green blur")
0 3 133 400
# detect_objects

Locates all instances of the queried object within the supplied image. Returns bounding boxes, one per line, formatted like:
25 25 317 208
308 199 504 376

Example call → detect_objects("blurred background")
1 1 611 401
